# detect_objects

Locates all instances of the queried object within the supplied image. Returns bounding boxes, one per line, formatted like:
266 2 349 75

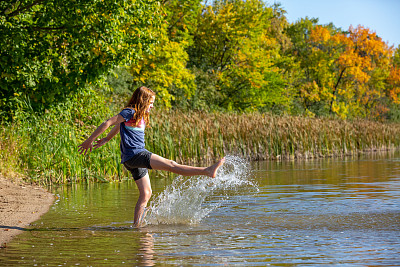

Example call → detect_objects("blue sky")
274 0 400 47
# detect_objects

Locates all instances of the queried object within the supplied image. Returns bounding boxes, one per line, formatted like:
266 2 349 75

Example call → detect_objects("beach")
0 176 54 248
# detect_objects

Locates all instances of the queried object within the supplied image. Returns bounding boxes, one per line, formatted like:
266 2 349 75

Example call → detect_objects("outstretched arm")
78 114 125 155
94 124 120 149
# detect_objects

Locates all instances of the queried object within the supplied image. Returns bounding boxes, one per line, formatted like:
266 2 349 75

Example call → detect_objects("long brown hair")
125 86 155 126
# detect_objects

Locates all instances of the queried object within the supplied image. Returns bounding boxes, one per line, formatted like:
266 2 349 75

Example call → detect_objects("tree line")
1 0 400 120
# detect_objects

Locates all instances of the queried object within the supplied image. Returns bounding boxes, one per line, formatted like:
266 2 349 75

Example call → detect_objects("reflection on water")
1 153 400 266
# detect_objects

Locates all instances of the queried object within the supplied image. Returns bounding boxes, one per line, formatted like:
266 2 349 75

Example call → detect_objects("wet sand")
0 176 54 248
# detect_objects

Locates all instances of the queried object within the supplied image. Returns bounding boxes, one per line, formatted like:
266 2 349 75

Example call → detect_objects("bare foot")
207 157 225 178
133 207 150 228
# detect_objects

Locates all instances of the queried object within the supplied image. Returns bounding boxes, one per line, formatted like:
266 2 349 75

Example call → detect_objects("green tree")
161 0 202 44
130 29 196 109
188 0 289 111
284 17 331 115
128 0 202 109
0 0 162 118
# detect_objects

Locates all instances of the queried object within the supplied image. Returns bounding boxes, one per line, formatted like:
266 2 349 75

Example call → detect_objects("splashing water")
146 155 257 225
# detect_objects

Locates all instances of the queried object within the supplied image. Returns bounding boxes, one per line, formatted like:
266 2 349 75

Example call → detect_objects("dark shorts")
123 150 153 181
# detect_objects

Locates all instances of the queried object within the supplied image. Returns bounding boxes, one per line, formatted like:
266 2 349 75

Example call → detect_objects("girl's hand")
78 139 93 155
94 137 108 149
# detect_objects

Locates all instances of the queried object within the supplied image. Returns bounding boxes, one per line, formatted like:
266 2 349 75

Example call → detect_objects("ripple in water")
146 155 257 225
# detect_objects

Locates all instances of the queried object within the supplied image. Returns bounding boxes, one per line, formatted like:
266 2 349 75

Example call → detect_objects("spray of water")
146 155 257 225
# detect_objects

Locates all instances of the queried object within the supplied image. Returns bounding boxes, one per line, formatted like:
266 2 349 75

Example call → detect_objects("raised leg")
150 154 225 178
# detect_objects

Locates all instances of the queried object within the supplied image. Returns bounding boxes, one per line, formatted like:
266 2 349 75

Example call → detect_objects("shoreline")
0 176 54 248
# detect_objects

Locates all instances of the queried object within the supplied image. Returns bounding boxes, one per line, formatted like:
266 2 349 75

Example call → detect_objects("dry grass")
147 110 400 163
2 109 400 184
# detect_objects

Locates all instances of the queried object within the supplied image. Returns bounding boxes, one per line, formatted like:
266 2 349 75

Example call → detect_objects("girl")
78 86 225 227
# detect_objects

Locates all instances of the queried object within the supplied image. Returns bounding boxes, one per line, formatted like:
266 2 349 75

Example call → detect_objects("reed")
147 110 400 163
2 109 400 184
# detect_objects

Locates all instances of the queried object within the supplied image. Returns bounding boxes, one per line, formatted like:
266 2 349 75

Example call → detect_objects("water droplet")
146 156 256 225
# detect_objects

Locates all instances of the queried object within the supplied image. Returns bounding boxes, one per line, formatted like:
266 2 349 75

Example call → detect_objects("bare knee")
170 160 179 169
163 160 179 172
140 188 152 202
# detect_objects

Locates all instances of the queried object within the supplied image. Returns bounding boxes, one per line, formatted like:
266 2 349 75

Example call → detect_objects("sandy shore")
0 176 54 248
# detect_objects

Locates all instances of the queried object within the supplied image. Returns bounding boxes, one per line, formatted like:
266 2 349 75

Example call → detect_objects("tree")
188 0 289 111
287 22 396 119
161 0 203 44
284 17 322 114
129 27 196 109
0 0 162 118
128 0 201 109
386 65 400 104
331 25 393 118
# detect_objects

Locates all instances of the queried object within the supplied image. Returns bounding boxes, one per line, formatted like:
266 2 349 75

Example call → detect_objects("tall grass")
0 112 123 185
2 108 400 184
147 110 400 163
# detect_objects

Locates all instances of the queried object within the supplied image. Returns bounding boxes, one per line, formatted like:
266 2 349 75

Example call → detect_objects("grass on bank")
1 108 400 185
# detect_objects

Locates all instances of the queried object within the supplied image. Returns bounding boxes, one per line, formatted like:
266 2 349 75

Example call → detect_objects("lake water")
1 153 399 266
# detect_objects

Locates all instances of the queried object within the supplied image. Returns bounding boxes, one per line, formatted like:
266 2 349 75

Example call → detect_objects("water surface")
1 154 399 266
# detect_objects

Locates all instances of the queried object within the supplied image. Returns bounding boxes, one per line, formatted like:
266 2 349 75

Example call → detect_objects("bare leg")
134 174 152 227
150 154 225 178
